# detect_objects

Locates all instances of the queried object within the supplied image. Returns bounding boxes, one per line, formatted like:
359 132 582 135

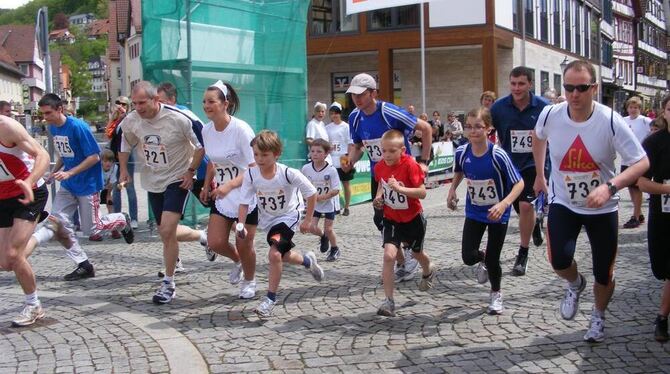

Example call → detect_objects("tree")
53 12 68 29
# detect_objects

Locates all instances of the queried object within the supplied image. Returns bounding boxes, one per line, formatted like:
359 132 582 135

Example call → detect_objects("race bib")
53 135 74 158
510 130 533 153
663 180 670 213
213 161 240 186
257 189 288 216
313 181 330 196
466 178 500 206
382 180 408 210
564 171 602 206
363 138 383 162
142 143 169 169
330 142 344 155
0 159 15 181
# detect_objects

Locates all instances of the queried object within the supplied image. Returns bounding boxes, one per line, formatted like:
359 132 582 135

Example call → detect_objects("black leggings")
547 203 618 286
371 176 383 231
461 217 509 291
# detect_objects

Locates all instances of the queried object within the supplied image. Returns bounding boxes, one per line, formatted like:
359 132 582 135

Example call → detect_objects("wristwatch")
416 157 429 166
606 181 617 196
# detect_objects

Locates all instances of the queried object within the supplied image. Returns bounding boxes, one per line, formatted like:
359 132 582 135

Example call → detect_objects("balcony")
21 77 45 91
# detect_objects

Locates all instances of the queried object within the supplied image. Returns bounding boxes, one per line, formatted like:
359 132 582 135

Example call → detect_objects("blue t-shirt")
49 116 103 196
490 92 550 172
454 142 522 224
174 104 208 180
348 101 416 176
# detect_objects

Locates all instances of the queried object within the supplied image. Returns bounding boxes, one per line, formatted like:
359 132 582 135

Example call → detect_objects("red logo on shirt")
559 136 599 172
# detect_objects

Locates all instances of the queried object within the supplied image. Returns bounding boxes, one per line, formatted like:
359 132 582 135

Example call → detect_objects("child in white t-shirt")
301 139 341 261
238 130 324 318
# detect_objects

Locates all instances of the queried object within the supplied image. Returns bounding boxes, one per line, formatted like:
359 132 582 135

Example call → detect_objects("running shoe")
487 291 503 315
476 262 489 284
131 220 139 229
304 251 324 282
121 213 134 244
418 264 436 291
655 315 669 342
512 251 529 276
583 311 605 343
560 273 586 320
623 216 640 229
254 297 275 317
152 281 176 304
326 247 340 262
639 215 645 224
377 298 396 317
239 279 257 299
342 208 350 216
229 262 244 285
64 263 95 281
205 247 217 262
11 303 45 327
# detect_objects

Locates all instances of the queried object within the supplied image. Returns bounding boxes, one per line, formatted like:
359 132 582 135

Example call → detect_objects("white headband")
209 80 228 99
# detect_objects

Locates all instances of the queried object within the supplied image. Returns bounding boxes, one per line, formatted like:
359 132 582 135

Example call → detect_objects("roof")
0 24 37 63
0 44 22 77
108 0 130 60
87 19 109 38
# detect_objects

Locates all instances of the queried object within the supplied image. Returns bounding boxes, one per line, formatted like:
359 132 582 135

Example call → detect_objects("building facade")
0 25 45 114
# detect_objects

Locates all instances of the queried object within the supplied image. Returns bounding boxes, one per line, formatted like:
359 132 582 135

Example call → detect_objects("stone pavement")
1 183 669 373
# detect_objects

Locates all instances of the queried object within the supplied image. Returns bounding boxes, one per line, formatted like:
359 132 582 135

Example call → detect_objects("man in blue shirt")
28 94 133 281
342 73 433 282
490 66 550 276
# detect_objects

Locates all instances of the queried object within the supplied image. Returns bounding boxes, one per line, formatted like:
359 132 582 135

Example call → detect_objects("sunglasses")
115 101 128 106
563 83 595 93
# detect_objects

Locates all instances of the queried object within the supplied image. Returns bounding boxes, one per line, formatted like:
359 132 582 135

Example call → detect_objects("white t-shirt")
202 116 257 217
325 121 353 168
306 118 329 141
623 115 651 143
240 163 317 232
102 163 118 187
301 161 341 213
535 101 646 215
120 104 203 193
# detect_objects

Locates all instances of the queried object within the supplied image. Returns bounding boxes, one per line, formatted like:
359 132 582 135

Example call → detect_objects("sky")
0 0 30 9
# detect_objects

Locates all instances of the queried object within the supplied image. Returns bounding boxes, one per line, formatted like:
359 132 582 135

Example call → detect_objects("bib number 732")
564 171 601 206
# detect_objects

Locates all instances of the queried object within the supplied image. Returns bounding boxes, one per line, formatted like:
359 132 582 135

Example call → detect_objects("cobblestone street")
1 183 669 373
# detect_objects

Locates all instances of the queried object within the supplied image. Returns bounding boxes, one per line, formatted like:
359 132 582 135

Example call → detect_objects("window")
19 64 29 75
525 0 534 37
602 0 612 24
554 73 562 95
117 67 121 78
564 0 571 51
601 39 613 68
528 68 536 94
369 5 419 30
513 0 522 32
540 71 550 94
583 7 590 58
553 0 561 47
589 9 599 61
574 3 581 54
310 0 358 35
540 0 549 42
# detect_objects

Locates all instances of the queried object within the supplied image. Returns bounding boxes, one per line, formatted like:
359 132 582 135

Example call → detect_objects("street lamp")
560 56 569 72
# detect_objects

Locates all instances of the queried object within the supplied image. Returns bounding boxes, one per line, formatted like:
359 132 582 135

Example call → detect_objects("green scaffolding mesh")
142 0 309 226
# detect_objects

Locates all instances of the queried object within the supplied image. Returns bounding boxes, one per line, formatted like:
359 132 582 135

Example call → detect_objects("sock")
25 292 39 305
518 246 529 256
163 276 174 284
199 230 207 245
302 256 311 269
267 291 277 302
33 226 54 245
568 274 583 290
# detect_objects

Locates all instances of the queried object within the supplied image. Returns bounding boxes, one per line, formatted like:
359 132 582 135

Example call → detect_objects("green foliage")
0 0 107 26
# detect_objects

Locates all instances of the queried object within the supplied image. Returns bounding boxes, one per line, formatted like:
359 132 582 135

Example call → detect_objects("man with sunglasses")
532 60 648 343
490 66 551 277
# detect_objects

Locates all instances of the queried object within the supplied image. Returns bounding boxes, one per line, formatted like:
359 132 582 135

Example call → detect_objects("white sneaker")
239 279 256 299
228 262 244 285
152 281 176 304
476 262 489 284
559 274 586 320
403 249 420 275
583 311 605 343
487 291 503 315
175 258 186 274
304 251 324 282
11 303 45 327
254 297 276 317
131 220 139 229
